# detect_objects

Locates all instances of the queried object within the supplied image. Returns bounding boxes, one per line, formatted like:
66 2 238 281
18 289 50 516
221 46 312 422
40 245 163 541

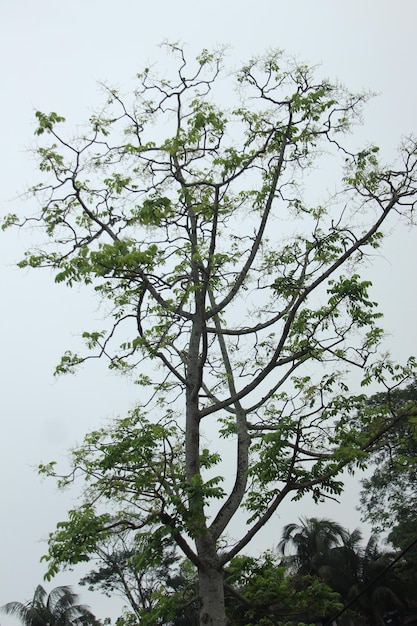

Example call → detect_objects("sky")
1 0 417 622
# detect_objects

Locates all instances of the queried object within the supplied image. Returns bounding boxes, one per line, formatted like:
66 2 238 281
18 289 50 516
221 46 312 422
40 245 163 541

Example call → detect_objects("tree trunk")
198 560 227 626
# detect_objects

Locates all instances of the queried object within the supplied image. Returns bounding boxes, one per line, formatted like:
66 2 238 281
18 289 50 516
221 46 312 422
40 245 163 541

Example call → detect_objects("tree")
78 533 199 626
78 532 178 622
6 45 417 625
278 519 410 625
224 551 342 625
318 527 364 604
0 585 97 626
353 536 406 626
278 516 349 575
358 383 417 598
359 383 417 547
323 532 409 625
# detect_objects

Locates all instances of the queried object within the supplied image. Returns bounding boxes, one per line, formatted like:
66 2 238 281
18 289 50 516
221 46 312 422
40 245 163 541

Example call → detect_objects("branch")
207 289 250 540
208 112 293 317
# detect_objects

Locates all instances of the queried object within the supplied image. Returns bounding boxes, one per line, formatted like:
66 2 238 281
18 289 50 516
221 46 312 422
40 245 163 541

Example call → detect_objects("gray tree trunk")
197 558 227 625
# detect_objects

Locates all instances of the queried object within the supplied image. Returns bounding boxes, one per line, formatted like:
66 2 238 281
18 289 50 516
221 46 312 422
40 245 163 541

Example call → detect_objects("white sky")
1 0 417 622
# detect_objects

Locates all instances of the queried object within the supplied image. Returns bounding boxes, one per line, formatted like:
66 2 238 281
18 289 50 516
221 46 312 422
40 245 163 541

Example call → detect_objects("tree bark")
197 545 227 626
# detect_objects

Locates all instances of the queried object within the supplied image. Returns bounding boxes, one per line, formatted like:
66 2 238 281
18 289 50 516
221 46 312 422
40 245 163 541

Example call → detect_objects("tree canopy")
276 518 413 626
359 383 417 554
278 516 349 575
6 45 417 625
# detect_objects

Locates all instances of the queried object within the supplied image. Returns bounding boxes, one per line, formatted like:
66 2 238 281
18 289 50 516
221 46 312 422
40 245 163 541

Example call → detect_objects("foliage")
278 518 414 626
224 551 342 625
7 44 417 624
358 383 417 544
78 533 199 626
358 382 417 598
278 516 350 575
78 533 176 617
0 585 98 626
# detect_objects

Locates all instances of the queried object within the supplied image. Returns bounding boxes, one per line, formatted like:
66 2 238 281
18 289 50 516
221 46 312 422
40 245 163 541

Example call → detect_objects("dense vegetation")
3 516 416 626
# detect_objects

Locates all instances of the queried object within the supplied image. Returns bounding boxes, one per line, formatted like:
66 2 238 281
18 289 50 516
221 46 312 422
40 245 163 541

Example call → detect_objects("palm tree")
0 585 98 626
279 518 411 624
353 536 405 625
278 516 349 576
320 528 364 596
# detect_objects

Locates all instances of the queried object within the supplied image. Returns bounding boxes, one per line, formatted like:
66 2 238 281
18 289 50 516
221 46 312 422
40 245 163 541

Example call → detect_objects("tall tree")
0 586 97 626
6 45 417 625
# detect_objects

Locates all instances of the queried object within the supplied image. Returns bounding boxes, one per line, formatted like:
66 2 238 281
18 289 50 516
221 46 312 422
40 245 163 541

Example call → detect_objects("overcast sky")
1 0 417 623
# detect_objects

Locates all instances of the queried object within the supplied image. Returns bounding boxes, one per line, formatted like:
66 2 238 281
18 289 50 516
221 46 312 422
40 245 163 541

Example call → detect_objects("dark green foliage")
278 518 415 626
359 383 417 546
278 516 350 575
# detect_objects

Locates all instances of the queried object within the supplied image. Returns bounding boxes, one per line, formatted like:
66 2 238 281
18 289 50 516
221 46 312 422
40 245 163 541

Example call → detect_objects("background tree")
325 533 409 625
78 532 178 621
6 45 417 625
278 516 349 575
78 533 199 626
359 383 417 545
0 586 97 626
278 518 413 626
355 536 407 625
358 383 417 600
